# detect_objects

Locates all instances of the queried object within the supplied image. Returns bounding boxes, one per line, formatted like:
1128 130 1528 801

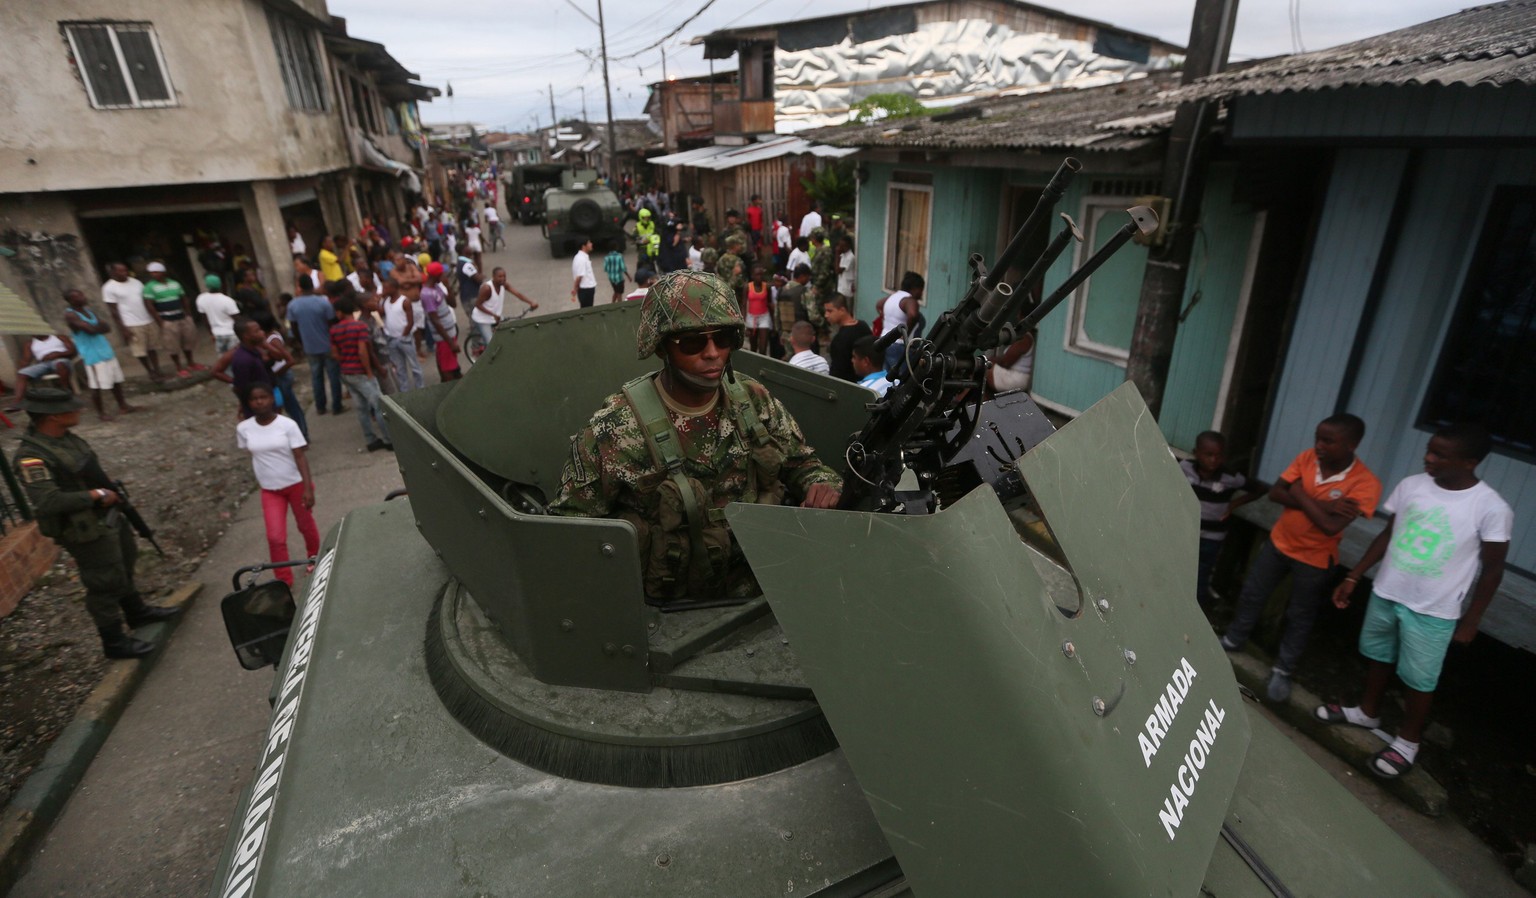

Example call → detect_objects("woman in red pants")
235 383 319 584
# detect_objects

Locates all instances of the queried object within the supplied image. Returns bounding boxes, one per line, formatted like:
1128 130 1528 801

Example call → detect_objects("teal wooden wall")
1017 163 1258 450
1231 85 1536 143
855 160 1260 451
852 163 1002 323
1264 146 1536 572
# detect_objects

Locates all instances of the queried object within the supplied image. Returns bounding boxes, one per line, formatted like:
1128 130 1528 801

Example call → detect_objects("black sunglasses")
671 329 743 355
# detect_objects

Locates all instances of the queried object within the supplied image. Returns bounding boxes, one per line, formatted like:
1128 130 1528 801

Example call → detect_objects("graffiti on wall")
2 229 88 326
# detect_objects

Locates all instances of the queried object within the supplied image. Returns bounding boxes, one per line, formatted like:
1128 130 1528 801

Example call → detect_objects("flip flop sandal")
1369 747 1414 779
1314 704 1380 727
1315 704 1349 724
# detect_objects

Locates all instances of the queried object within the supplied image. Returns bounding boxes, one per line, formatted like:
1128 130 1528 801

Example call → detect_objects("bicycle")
460 305 532 369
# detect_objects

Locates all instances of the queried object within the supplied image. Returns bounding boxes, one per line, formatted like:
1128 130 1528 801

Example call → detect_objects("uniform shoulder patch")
18 458 50 483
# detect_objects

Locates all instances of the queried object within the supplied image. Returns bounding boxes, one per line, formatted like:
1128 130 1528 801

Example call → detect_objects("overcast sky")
326 0 1475 131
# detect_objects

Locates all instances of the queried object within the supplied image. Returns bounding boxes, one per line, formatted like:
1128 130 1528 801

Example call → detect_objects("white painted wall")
0 0 350 194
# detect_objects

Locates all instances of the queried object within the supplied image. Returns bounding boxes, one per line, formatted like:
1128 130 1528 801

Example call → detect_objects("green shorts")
1358 591 1457 692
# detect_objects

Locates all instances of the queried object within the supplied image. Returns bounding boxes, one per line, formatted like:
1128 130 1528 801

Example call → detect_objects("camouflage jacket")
13 430 111 544
810 246 837 301
715 252 744 296
550 372 841 522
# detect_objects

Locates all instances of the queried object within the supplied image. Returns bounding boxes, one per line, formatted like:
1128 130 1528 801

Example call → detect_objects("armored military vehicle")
507 162 567 224
212 160 1461 897
543 168 625 258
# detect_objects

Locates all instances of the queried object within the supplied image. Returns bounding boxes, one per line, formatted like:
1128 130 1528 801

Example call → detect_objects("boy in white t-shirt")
1315 423 1513 779
196 274 243 354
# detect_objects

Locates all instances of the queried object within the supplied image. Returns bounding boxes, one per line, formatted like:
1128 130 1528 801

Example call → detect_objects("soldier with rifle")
11 388 177 658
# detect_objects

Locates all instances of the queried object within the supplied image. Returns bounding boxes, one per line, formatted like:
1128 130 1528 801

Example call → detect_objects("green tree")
801 160 856 219
848 92 928 123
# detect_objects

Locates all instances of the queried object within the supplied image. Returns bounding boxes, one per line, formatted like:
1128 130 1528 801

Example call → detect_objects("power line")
609 0 723 61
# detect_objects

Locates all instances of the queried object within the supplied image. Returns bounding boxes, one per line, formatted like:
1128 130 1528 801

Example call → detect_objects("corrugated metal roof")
651 138 858 170
1170 0 1536 102
804 72 1176 152
0 281 53 336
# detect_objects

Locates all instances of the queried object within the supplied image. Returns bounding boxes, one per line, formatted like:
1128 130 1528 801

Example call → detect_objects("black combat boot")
120 593 180 628
99 626 155 659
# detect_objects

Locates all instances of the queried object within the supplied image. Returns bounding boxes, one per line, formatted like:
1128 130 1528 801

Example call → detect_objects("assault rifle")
837 158 1159 513
80 454 166 556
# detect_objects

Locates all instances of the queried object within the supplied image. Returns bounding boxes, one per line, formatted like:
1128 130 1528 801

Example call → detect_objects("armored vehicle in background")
507 162 567 224
542 168 625 257
211 162 1462 897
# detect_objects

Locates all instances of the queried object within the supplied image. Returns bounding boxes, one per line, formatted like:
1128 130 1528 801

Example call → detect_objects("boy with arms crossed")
1316 424 1512 778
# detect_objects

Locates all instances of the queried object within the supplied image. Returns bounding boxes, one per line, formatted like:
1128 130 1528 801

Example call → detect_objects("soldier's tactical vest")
17 433 111 544
621 374 786 602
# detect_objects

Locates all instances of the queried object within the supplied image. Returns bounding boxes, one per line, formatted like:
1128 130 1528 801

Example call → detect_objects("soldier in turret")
11 388 179 658
549 271 841 602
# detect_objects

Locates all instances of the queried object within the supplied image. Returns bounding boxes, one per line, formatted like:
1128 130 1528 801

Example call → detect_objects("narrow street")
7 209 578 898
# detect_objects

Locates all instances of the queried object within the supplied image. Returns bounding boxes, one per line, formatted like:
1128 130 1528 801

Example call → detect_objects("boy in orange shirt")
1221 414 1381 702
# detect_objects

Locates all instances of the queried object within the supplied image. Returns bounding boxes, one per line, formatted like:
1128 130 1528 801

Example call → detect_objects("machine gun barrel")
1018 205 1159 334
977 214 1082 349
981 157 1082 294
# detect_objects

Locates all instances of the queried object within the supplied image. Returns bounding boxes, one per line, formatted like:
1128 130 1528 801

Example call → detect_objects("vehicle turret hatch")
728 383 1252 897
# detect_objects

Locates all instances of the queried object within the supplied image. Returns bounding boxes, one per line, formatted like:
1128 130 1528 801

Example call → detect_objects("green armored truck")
542 168 625 258
507 162 567 224
212 161 1461 897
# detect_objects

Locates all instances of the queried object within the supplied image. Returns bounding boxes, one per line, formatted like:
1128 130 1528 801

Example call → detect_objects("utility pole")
1124 0 1239 418
662 46 668 82
596 0 617 179
580 86 588 122
548 83 556 129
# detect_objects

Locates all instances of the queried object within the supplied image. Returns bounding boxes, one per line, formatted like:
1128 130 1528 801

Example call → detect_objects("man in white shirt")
787 322 829 375
1318 424 1513 780
786 238 811 277
195 274 243 354
287 223 306 256
798 205 823 239
571 239 598 308
835 236 856 299
380 278 424 391
774 219 792 268
102 262 164 381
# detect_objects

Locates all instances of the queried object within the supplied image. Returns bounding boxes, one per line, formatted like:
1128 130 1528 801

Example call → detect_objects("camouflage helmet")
810 226 828 242
700 247 719 266
635 270 744 359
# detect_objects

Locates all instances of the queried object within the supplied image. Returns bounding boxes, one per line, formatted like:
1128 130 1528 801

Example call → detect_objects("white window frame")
1063 195 1140 364
63 22 177 110
883 181 933 292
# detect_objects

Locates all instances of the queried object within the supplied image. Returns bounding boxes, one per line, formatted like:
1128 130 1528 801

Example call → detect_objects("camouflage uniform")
550 271 841 601
699 247 719 274
11 388 175 657
807 229 836 339
715 243 745 307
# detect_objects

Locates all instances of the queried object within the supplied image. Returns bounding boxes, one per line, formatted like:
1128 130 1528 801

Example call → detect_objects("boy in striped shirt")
1181 431 1262 609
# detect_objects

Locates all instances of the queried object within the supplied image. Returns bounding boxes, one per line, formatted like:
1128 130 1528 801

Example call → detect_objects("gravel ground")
0 374 257 809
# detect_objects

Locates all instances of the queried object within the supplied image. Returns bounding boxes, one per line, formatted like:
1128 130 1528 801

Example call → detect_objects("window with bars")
1419 185 1536 458
62 22 175 109
266 9 327 112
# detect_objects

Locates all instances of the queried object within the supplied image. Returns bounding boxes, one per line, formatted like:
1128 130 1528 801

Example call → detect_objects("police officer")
549 271 840 602
11 388 178 658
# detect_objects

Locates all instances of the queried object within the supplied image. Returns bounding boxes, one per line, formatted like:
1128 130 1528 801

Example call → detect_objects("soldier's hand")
801 483 840 509
96 488 122 507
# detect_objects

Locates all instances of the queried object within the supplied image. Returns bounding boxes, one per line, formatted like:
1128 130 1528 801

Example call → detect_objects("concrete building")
0 0 432 382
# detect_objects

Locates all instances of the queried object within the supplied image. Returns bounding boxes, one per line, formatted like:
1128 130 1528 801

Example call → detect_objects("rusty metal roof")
804 72 1178 152
1170 0 1536 102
